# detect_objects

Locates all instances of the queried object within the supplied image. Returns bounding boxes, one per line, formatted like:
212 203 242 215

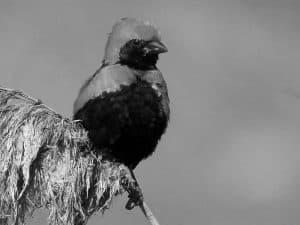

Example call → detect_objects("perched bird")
73 18 169 170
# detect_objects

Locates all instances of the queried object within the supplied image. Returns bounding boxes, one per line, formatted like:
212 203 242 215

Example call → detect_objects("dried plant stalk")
0 87 125 225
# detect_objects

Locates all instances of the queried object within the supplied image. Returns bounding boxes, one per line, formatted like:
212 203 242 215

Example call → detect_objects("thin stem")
139 202 161 225
129 170 161 225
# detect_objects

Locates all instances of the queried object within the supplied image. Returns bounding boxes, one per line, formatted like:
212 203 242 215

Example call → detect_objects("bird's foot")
120 166 144 210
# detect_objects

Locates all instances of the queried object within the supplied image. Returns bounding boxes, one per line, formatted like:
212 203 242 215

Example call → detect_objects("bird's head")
103 18 168 70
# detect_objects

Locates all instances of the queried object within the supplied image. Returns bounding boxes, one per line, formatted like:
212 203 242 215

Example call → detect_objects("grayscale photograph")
0 1 300 225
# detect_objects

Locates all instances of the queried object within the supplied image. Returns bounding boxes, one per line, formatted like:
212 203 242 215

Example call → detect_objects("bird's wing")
73 64 136 115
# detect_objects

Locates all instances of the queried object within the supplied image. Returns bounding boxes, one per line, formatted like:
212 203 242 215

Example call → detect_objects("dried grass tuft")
0 87 124 225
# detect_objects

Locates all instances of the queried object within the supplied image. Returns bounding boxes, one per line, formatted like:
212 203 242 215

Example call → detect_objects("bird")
73 18 169 170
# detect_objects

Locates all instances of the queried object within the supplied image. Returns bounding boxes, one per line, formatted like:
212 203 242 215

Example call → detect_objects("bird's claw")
120 167 144 210
125 184 144 210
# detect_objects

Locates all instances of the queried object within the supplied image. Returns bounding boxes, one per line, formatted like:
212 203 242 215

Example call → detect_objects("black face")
119 39 160 70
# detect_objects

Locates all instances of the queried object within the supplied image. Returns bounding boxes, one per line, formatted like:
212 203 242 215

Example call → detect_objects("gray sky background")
1 0 300 225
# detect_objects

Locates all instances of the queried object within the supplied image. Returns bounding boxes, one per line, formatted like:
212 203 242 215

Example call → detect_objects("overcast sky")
1 0 300 225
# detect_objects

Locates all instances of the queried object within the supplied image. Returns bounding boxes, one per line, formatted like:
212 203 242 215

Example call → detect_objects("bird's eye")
132 39 140 45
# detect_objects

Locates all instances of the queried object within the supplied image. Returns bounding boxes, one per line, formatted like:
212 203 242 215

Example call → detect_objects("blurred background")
1 0 300 224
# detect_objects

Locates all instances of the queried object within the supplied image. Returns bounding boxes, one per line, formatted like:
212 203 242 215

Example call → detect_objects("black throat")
118 39 159 70
119 54 158 70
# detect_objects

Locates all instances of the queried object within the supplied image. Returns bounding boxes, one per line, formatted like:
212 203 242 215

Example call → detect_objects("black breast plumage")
74 80 168 169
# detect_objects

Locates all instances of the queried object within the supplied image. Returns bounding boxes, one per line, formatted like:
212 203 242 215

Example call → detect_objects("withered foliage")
0 87 124 225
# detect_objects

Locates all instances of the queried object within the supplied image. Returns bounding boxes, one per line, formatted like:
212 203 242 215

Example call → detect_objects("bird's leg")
120 165 144 210
119 165 161 225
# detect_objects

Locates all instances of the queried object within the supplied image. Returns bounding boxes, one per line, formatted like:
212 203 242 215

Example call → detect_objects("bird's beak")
143 41 168 55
